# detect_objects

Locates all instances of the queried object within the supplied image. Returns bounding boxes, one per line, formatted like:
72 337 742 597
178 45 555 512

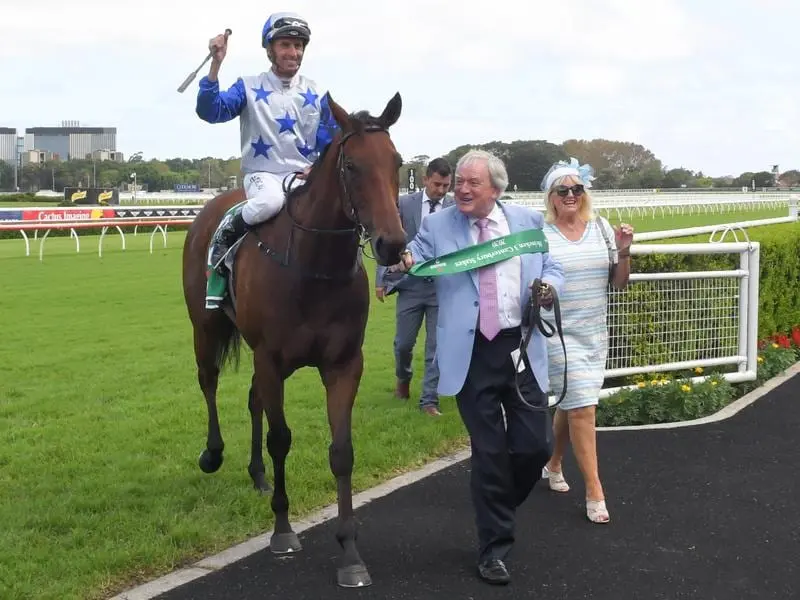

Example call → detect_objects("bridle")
252 124 388 280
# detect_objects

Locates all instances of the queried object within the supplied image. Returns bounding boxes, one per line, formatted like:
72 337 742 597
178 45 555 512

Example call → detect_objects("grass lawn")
0 206 794 599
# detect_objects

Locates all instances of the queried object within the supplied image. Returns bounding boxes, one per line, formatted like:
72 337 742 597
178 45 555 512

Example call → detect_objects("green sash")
408 229 549 277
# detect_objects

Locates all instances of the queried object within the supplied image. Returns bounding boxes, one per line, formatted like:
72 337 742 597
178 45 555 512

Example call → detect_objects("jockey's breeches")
241 171 302 224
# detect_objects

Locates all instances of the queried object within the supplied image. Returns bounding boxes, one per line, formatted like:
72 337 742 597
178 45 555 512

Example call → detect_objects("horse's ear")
379 92 402 129
325 92 352 133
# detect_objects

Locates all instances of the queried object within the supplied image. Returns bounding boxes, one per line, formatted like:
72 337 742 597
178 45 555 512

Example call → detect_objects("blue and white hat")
262 12 311 48
541 157 595 191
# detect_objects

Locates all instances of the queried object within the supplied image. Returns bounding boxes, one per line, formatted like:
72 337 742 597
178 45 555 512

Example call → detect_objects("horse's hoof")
270 532 302 554
198 449 223 473
250 471 273 494
337 564 372 588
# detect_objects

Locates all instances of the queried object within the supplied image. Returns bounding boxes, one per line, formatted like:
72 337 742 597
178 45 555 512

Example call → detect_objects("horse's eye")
344 160 358 173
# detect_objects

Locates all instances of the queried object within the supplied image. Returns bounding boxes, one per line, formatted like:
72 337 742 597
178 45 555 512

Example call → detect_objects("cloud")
564 63 627 95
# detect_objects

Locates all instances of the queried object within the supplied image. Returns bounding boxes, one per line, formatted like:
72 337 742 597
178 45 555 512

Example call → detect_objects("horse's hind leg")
320 352 371 588
253 350 301 554
247 376 272 493
193 322 226 474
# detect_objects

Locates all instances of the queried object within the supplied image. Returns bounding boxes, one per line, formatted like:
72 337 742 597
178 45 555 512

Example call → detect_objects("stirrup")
542 465 570 492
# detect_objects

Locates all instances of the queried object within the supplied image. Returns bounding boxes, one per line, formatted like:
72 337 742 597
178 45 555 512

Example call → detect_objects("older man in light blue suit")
398 149 564 586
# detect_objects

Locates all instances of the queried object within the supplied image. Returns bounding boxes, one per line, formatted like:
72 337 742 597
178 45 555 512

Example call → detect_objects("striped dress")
543 217 617 410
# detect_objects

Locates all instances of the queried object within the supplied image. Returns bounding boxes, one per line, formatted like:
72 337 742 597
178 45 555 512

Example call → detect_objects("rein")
514 279 568 412
251 126 386 280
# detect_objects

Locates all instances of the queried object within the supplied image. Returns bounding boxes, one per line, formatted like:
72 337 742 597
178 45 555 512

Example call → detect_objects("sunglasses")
553 184 584 198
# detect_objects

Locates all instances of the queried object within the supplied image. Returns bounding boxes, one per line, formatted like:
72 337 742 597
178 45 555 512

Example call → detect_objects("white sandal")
586 499 610 523
542 465 570 492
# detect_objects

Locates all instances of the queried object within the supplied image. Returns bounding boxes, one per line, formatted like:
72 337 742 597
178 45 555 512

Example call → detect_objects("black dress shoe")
477 558 510 585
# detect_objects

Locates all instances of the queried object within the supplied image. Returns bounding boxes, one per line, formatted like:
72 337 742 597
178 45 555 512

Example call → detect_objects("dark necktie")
428 200 439 214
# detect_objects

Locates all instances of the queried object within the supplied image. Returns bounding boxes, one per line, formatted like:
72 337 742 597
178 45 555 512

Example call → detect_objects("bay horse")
181 92 407 588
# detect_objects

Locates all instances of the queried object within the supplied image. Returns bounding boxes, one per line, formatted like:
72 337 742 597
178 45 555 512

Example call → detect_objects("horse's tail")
212 315 242 373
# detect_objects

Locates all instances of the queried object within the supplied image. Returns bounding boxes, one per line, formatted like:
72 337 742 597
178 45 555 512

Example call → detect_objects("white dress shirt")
421 189 441 222
468 203 522 329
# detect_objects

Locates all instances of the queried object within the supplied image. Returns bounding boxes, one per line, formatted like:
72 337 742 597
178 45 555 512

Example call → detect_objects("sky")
1 0 797 177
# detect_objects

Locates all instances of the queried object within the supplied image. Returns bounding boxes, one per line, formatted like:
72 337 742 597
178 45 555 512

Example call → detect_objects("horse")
181 92 407 588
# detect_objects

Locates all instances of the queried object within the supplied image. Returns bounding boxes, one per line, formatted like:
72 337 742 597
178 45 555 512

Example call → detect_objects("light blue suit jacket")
405 201 565 397
376 190 455 294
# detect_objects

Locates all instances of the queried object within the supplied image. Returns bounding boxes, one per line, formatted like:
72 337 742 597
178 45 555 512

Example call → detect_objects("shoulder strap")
595 216 616 283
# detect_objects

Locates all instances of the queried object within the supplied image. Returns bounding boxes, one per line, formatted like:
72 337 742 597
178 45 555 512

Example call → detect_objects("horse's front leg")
320 351 371 588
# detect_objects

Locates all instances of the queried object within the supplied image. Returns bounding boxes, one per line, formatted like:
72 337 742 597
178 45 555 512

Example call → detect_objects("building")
25 121 117 161
90 149 124 162
0 127 16 165
20 149 55 165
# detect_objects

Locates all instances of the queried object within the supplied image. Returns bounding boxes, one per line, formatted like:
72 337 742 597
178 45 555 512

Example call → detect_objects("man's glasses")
553 184 584 198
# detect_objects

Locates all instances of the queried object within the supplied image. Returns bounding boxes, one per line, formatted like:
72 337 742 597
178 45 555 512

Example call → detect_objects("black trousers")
455 327 553 563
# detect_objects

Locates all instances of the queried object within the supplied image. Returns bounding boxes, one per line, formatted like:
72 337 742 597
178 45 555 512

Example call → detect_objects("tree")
0 161 13 191
662 168 695 189
442 140 566 191
778 169 800 187
503 140 568 191
732 171 775 189
561 138 662 188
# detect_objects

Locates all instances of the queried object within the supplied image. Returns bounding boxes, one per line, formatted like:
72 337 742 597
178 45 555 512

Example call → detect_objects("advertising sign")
63 187 120 205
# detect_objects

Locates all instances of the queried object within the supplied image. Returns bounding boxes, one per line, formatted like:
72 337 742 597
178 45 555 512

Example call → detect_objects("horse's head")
325 92 407 266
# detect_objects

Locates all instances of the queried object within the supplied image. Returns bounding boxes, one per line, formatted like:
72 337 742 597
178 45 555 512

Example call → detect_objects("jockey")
196 11 338 282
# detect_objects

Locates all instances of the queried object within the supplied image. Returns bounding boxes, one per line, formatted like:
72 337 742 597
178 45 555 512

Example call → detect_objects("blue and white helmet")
261 12 311 48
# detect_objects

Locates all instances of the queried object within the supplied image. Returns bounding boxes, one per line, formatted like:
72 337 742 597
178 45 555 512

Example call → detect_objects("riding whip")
177 28 232 93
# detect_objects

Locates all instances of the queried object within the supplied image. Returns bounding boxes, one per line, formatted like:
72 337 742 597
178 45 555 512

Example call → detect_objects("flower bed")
597 325 800 427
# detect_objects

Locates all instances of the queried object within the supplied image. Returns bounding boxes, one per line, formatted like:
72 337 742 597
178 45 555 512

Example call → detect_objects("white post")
789 194 798 219
746 242 761 378
738 248 749 374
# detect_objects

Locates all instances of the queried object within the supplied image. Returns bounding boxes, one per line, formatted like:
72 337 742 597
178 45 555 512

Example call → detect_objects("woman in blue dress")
539 158 634 524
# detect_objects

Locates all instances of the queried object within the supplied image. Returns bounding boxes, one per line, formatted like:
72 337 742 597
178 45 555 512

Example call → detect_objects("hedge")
0 193 60 203
658 222 800 337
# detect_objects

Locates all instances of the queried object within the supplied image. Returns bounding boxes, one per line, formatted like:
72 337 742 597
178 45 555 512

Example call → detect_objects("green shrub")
639 222 800 337
0 193 60 203
598 325 800 426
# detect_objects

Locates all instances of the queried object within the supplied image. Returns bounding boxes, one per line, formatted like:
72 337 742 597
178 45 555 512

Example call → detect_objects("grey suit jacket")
376 190 455 295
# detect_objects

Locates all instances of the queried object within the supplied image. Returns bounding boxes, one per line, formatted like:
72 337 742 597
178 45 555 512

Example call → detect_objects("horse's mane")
286 110 385 202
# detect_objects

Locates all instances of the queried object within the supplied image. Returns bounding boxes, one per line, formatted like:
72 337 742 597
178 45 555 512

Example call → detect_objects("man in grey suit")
376 157 454 416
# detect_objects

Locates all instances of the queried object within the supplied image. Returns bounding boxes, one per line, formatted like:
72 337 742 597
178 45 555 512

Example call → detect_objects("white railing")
507 192 794 219
115 189 797 206
626 195 798 242
595 241 760 399
0 218 192 260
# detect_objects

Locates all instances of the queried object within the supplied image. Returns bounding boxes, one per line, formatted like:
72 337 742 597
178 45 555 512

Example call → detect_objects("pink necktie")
476 218 501 341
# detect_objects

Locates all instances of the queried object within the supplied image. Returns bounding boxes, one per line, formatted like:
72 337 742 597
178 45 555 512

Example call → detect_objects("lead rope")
513 279 567 411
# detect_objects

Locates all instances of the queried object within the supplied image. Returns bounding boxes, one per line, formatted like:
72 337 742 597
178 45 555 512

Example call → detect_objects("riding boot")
211 211 248 275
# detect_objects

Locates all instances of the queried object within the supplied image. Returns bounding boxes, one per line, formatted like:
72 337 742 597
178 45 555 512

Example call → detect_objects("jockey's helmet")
261 12 311 48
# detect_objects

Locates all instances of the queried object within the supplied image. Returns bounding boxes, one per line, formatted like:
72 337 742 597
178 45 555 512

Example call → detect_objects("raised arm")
196 76 247 123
